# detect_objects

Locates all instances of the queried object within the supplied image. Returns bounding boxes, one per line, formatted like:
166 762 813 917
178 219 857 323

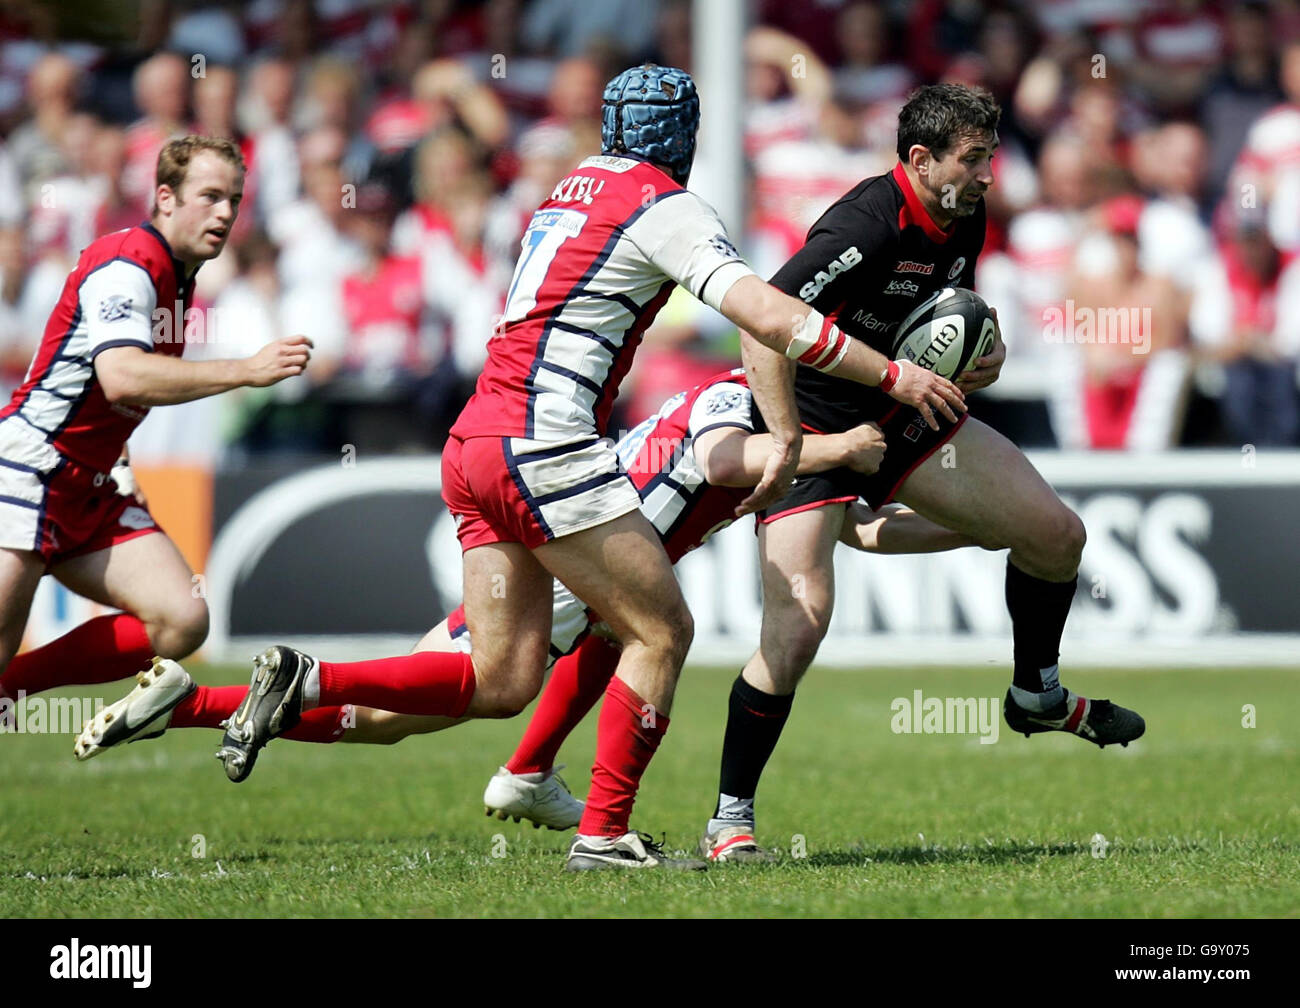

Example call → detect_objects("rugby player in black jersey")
703 84 1146 863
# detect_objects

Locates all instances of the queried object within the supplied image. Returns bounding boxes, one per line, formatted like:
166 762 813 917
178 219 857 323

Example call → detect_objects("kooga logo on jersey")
799 247 862 301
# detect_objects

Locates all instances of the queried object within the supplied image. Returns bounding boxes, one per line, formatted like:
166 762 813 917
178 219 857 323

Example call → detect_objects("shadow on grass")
805 840 1104 868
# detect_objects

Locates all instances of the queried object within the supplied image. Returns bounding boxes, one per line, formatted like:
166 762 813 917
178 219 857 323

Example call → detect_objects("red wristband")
879 360 901 393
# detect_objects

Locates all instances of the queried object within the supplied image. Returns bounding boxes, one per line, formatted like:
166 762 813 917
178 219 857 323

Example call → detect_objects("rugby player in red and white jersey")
82 370 973 832
215 66 966 871
0 136 312 732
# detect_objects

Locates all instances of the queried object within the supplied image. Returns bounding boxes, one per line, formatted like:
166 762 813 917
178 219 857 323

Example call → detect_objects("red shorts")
442 433 641 550
0 454 159 567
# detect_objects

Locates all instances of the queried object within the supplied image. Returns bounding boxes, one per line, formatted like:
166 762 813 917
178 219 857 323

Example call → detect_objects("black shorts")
760 406 968 521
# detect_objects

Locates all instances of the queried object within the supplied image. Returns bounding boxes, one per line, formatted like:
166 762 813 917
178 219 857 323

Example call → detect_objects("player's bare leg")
51 533 209 659
527 509 703 869
700 505 843 861
0 548 46 704
45 534 209 757
215 540 555 781
2 534 205 713
895 416 1144 746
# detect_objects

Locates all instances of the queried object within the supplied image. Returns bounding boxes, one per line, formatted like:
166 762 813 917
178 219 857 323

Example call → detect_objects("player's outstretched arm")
695 423 887 487
96 336 313 407
838 501 977 554
720 275 967 431
735 329 801 516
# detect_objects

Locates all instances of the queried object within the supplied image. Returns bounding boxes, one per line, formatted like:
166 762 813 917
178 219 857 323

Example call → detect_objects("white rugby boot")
483 765 584 830
74 658 196 760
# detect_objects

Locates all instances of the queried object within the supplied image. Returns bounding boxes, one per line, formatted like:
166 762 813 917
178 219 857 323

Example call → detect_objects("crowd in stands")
2 0 1300 458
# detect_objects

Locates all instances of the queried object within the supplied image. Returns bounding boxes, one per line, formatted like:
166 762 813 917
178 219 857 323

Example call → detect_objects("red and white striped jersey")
450 155 754 444
0 222 192 472
616 369 755 563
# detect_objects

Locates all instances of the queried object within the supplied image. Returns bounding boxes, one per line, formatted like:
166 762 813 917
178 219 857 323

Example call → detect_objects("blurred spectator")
297 56 373 183
0 142 23 227
980 133 1095 381
1134 121 1213 290
25 111 101 261
241 57 301 225
268 125 365 354
334 184 431 391
392 127 481 254
122 52 189 213
653 0 692 73
1226 39 1300 255
88 124 138 238
7 52 81 202
0 225 62 401
1200 2 1282 199
520 0 658 62
1190 212 1300 446
753 91 889 234
1055 195 1190 451
745 26 832 160
166 1 248 66
1129 0 1225 117
539 57 604 160
832 2 912 109
906 0 988 84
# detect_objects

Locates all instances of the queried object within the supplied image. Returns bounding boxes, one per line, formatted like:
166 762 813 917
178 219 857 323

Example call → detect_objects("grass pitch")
2 663 1296 918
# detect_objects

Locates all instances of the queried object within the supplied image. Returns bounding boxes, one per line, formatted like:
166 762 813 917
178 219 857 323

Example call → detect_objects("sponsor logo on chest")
799 247 862 301
884 278 920 297
894 260 934 274
849 309 892 333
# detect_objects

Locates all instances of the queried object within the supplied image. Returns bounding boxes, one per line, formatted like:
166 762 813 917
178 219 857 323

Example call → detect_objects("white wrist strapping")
786 309 852 372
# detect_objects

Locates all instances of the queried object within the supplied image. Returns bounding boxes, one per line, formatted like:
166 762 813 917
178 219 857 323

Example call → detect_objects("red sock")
578 675 669 838
171 684 245 728
1 613 154 698
171 684 349 743
506 636 619 775
318 651 475 716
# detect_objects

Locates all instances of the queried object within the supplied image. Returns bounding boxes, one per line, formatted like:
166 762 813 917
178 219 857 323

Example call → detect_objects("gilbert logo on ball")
891 287 995 380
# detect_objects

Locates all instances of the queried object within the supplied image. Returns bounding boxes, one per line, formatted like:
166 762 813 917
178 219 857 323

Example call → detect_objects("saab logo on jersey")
704 389 745 415
948 257 966 280
118 507 155 531
99 295 132 323
884 279 919 297
894 260 934 275
709 234 741 261
799 247 862 302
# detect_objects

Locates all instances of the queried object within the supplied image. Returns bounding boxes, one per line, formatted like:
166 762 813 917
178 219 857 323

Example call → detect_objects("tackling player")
696 84 1146 863
0 136 311 725
80 369 974 837
203 64 968 872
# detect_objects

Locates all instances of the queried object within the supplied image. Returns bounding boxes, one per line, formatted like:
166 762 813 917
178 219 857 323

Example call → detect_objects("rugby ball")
891 287 996 380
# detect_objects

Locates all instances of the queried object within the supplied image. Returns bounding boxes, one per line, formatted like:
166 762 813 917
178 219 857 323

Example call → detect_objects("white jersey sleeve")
80 259 158 358
631 191 756 313
687 381 756 440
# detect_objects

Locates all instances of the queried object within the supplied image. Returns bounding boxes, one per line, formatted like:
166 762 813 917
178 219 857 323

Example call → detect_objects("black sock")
1005 559 1077 694
713 674 794 821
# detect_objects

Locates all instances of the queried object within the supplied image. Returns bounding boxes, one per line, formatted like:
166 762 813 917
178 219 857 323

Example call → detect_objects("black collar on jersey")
890 163 954 245
140 220 201 293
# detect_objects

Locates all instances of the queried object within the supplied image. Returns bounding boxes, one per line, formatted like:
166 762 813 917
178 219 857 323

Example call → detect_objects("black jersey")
769 162 987 433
